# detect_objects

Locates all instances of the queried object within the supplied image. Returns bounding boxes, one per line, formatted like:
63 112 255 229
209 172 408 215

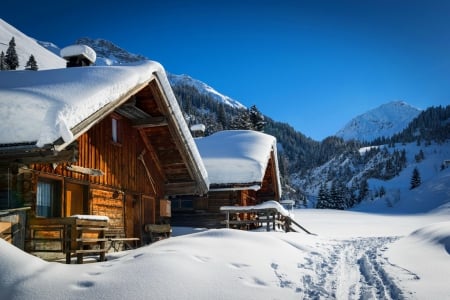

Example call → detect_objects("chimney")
60 45 96 67
190 124 206 138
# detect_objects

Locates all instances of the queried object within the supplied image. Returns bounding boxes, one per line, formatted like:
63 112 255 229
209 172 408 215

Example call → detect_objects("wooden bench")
0 221 12 243
66 218 109 264
105 228 139 252
144 224 172 243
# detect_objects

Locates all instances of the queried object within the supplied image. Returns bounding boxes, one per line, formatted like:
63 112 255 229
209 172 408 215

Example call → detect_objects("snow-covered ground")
1 205 449 300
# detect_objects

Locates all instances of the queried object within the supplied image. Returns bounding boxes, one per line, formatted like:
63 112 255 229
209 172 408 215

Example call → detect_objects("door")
65 182 88 216
125 194 142 239
142 195 155 225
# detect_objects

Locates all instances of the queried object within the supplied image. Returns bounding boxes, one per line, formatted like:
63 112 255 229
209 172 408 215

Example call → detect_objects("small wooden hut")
171 130 281 228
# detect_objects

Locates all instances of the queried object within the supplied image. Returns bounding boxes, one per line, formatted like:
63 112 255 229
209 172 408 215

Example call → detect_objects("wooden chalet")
0 60 208 260
171 130 281 228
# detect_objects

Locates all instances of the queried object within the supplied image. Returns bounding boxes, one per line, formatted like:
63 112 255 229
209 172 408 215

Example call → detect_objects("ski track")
291 236 419 300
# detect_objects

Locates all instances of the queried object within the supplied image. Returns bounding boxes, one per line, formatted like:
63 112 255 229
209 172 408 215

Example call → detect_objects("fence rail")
0 207 31 250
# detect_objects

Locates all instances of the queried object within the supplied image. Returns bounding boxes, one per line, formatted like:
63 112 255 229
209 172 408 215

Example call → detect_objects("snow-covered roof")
60 44 97 63
0 61 208 188
0 61 150 146
195 130 281 194
220 200 291 217
70 215 109 221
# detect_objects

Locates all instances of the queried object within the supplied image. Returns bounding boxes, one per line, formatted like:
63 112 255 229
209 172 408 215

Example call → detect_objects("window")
112 118 118 143
36 179 61 217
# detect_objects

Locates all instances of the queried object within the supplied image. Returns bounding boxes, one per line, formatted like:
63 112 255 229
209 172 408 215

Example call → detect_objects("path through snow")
293 236 417 299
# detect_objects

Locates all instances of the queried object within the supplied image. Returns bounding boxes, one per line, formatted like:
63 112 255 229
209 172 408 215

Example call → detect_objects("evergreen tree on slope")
0 51 7 70
249 104 265 131
410 167 421 189
25 54 38 71
5 37 19 70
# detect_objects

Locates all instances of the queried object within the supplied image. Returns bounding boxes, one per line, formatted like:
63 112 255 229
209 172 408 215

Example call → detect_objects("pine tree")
249 104 265 131
329 181 345 210
5 37 19 70
25 54 38 71
0 51 7 70
410 167 421 189
359 179 369 201
229 108 252 130
217 104 227 129
316 183 329 209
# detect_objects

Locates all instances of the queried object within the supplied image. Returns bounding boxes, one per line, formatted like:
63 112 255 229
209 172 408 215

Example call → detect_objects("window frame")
36 177 62 218
111 113 123 145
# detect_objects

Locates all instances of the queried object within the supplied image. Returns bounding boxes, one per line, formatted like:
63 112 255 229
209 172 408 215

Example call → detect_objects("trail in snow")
295 237 418 300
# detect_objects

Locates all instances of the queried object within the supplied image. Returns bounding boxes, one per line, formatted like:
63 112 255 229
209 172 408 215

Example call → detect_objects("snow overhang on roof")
195 130 281 195
0 61 156 147
0 61 209 193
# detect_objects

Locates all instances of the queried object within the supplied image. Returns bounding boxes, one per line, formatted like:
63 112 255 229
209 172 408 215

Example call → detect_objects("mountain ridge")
335 101 421 142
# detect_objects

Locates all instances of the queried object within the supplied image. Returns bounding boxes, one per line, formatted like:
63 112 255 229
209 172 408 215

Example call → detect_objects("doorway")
65 182 88 216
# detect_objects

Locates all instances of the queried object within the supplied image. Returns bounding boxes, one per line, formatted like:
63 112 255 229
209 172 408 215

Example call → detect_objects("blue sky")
2 0 450 140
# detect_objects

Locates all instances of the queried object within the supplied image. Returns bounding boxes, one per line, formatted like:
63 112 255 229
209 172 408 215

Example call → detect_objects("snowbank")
1 208 449 299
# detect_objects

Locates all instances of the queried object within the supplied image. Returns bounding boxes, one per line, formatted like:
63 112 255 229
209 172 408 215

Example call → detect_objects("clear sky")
2 0 450 140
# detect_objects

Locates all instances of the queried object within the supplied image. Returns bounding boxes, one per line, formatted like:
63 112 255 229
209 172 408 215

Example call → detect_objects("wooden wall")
5 111 167 241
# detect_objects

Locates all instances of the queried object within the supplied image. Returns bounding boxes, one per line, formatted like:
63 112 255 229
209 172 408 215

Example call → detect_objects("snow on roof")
0 61 154 146
220 200 291 217
0 60 208 186
195 130 280 193
69 215 109 221
190 124 206 132
60 44 97 63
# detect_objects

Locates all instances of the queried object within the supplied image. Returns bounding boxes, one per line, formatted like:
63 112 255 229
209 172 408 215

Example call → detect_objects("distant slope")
168 74 246 109
0 18 66 70
74 38 246 109
75 37 147 66
336 101 421 142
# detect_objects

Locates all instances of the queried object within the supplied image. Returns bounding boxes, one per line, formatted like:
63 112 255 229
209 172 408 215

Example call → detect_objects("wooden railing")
0 207 30 249
144 224 172 243
221 207 286 232
28 217 109 264
220 203 315 235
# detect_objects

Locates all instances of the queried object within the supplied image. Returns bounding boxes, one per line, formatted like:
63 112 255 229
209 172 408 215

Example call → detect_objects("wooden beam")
0 147 78 164
137 129 166 182
164 181 199 196
138 150 157 194
132 116 168 128
66 165 104 176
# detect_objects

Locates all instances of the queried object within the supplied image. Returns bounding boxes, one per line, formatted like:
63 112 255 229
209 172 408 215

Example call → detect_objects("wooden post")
65 222 72 264
272 211 275 231
225 212 230 228
76 223 83 264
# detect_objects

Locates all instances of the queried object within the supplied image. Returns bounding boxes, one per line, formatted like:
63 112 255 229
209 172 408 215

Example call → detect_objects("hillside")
0 18 65 70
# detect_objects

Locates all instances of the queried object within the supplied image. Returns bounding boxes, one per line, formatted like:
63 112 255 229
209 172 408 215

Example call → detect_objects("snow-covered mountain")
75 37 147 66
335 101 421 142
167 73 246 109
74 38 246 109
0 18 65 70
